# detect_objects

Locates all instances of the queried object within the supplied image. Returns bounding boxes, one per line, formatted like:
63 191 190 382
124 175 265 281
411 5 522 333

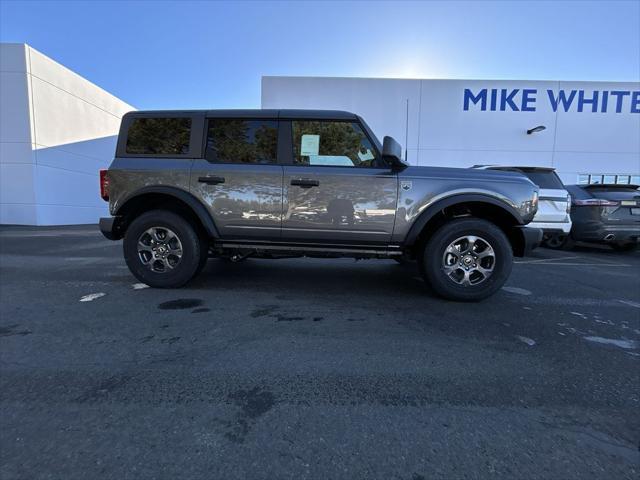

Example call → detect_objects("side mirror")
382 136 409 170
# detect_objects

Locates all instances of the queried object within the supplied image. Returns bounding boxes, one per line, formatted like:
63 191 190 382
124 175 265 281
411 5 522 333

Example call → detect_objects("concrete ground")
0 225 638 480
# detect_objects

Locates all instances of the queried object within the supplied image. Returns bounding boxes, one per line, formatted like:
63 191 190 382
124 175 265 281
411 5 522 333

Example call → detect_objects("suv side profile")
100 110 542 301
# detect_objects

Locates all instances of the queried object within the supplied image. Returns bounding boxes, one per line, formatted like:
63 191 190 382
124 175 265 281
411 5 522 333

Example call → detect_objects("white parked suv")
473 166 571 248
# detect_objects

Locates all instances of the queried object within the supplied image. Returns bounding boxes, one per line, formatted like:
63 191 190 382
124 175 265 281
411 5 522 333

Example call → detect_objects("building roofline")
126 109 358 120
261 74 640 85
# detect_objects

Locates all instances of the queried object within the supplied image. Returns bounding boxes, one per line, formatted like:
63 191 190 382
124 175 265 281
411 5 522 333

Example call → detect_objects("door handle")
291 178 319 188
198 176 225 185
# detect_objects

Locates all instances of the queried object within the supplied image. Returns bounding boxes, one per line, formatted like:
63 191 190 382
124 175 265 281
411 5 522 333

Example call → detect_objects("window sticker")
358 148 375 162
300 134 320 156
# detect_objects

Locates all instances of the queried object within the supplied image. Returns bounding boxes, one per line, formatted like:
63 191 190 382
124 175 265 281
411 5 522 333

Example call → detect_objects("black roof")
125 109 358 120
474 165 557 173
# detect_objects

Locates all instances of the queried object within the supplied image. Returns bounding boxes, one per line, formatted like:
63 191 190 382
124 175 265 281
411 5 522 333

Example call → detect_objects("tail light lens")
566 194 571 213
100 169 109 201
572 198 618 207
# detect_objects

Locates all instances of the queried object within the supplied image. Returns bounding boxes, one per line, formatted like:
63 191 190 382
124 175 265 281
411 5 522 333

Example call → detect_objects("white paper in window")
358 148 374 162
300 135 320 156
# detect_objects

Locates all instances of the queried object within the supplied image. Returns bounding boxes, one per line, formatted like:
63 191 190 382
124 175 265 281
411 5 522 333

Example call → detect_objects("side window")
291 121 378 167
126 117 191 155
205 119 278 164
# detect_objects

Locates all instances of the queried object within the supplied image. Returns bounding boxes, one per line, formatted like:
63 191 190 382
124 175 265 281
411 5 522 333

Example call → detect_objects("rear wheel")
542 232 568 249
420 218 513 301
123 210 206 288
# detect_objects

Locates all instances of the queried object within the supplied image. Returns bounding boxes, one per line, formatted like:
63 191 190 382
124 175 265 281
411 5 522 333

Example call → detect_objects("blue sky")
1 0 639 110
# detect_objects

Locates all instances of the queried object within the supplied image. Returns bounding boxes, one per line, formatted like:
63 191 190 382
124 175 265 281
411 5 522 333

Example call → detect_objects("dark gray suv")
99 110 542 301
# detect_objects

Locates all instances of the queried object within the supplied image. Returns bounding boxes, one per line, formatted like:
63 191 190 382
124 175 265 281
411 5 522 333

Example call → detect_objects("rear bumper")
513 226 543 256
573 223 640 244
99 216 123 240
529 220 572 234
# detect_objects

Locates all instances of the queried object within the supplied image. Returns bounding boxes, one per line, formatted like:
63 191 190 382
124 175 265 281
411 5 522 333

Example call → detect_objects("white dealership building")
0 43 638 225
0 43 133 225
262 76 640 186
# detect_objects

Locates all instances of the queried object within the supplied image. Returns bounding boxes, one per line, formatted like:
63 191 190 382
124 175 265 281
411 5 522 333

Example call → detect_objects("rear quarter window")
125 117 192 155
521 171 565 189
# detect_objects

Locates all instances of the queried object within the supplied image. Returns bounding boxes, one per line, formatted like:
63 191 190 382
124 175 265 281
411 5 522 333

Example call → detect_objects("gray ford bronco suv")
99 110 541 301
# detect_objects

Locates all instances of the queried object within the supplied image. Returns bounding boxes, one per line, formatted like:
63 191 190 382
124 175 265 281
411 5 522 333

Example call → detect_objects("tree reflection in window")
292 121 378 167
126 117 191 155
206 119 277 164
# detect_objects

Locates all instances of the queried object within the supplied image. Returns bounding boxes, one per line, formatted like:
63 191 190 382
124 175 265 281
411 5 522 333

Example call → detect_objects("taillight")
566 194 571 213
572 198 619 207
100 169 109 201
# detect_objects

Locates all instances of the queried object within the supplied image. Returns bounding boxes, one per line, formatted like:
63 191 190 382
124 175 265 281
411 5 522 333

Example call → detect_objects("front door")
282 119 398 244
190 118 283 240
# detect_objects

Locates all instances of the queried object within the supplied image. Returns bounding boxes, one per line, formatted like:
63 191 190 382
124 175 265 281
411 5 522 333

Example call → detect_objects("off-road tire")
123 210 205 288
420 218 513 302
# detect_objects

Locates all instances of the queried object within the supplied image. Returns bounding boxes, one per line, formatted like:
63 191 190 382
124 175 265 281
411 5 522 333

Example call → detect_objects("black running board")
214 241 402 258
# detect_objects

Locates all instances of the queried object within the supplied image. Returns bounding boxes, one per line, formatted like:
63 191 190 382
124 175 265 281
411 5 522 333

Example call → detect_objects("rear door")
281 119 398 244
190 117 283 240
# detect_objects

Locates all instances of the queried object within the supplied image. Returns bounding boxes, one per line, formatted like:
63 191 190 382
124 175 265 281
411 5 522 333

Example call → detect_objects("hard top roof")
473 165 557 172
124 109 359 120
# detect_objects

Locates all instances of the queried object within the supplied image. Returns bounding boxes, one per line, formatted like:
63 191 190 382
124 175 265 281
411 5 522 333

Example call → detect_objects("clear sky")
1 0 639 110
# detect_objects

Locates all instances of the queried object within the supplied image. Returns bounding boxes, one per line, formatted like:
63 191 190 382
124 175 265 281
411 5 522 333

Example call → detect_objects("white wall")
0 44 37 224
262 76 640 184
0 43 135 225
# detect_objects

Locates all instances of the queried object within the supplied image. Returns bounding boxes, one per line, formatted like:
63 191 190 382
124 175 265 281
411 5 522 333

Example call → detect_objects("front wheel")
123 210 206 288
420 218 513 301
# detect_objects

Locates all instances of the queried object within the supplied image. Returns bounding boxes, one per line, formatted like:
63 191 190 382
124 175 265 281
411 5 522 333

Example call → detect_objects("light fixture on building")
526 125 546 135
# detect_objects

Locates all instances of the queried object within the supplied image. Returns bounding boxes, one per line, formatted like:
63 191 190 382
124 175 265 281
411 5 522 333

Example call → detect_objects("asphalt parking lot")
0 225 638 480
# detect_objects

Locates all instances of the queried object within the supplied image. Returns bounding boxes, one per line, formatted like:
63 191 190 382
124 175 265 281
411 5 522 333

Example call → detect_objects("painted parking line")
515 254 631 267
514 262 632 267
618 300 640 308
515 256 580 264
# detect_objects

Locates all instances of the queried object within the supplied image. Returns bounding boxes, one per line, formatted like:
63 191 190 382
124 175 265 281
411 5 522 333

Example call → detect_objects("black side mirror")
382 136 409 170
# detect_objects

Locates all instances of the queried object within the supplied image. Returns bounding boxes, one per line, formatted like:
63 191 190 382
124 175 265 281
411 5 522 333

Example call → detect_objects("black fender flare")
115 186 219 238
404 193 524 246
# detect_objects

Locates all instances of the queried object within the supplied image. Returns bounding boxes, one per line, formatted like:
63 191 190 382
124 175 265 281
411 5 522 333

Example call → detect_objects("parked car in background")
563 184 640 251
472 166 571 248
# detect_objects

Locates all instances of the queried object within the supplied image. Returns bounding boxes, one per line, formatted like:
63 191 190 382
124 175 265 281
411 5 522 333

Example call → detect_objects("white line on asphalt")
515 262 631 267
502 286 532 295
515 256 580 264
617 300 640 308
132 283 150 290
583 336 637 350
79 293 106 302
515 335 536 346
